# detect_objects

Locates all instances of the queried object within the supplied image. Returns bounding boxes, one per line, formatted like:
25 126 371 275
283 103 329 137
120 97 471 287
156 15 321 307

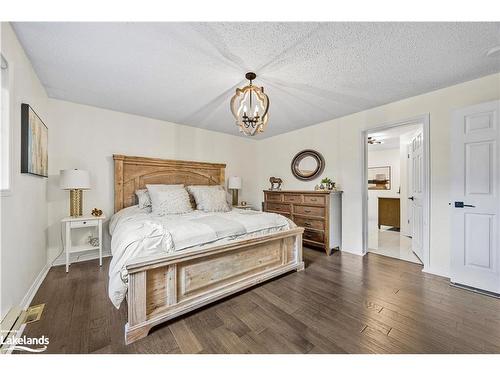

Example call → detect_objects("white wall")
255 73 500 277
0 23 48 320
46 99 259 262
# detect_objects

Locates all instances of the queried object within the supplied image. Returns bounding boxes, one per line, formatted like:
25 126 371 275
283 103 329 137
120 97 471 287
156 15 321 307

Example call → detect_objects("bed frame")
113 154 304 344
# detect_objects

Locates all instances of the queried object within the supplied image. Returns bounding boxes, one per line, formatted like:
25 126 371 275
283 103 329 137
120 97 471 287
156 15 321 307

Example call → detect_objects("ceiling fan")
367 136 383 145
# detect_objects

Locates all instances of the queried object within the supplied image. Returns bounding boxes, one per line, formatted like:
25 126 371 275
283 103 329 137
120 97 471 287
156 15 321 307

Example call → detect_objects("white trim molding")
51 249 111 267
361 114 431 270
20 261 51 310
423 266 450 279
0 51 14 197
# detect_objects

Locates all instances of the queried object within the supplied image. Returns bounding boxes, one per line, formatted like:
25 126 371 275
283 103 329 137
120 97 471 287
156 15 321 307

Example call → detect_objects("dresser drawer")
294 205 325 217
303 195 326 205
303 229 324 243
283 194 303 204
266 202 291 214
265 193 283 202
70 219 98 228
294 216 324 230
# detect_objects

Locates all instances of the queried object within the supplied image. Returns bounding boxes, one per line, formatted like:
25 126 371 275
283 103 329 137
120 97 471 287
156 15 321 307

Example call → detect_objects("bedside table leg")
65 223 70 273
98 220 103 267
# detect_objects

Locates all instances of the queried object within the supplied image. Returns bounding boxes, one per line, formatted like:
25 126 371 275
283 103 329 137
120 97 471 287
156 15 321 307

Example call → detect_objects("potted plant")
321 177 335 190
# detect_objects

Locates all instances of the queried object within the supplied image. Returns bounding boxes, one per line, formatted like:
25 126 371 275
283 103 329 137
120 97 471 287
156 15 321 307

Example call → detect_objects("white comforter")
108 206 294 308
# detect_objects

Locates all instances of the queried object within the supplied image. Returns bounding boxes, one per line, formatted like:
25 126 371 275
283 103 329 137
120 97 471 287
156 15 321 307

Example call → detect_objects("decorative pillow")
154 189 193 215
187 185 224 211
135 189 151 209
146 184 184 212
188 186 230 212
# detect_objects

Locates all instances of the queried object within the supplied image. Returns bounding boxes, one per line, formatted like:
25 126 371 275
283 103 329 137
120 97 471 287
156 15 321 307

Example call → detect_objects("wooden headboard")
113 154 226 212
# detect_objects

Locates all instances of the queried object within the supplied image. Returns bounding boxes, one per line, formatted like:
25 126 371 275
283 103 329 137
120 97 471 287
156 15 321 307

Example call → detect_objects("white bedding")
108 205 295 308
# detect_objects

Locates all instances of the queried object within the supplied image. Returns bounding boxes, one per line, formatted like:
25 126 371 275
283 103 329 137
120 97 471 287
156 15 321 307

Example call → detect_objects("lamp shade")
228 176 242 189
60 169 91 190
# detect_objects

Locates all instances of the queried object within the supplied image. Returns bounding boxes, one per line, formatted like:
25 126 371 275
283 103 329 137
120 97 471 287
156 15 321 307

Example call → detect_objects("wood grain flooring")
20 248 500 353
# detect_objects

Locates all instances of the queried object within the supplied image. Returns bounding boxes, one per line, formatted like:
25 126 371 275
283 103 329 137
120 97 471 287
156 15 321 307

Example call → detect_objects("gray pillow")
187 185 230 212
146 184 184 212
135 189 151 209
154 189 193 215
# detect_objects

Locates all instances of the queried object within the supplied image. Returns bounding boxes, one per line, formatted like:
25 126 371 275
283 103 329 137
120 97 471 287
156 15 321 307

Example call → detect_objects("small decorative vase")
88 236 99 247
319 184 325 190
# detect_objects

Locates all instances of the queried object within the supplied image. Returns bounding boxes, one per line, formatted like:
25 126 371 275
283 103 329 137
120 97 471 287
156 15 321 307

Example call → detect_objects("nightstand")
62 215 105 272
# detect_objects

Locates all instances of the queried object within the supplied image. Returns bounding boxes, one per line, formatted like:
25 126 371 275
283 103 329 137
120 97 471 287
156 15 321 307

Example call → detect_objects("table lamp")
228 176 242 206
60 169 91 216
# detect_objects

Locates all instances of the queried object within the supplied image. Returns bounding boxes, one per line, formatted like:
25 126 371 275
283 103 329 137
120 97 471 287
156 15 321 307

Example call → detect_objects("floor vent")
21 304 45 324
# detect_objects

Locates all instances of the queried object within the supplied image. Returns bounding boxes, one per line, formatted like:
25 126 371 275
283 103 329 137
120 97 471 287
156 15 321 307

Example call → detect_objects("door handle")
408 196 415 201
454 201 476 208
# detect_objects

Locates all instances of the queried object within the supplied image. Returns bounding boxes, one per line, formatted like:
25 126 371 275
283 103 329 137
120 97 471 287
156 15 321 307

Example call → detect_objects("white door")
409 129 424 261
401 142 413 238
451 100 500 294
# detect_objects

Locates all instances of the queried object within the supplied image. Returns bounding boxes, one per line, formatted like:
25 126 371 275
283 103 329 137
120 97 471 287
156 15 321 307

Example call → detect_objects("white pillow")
187 185 223 211
154 189 193 215
146 184 184 212
135 189 151 209
187 186 230 212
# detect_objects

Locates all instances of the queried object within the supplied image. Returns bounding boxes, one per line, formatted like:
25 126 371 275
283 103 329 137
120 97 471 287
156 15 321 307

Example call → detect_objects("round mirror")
291 150 325 181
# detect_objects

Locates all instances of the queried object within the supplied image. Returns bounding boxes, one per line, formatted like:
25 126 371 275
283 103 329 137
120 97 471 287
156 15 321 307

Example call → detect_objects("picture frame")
21 103 48 177
368 166 391 190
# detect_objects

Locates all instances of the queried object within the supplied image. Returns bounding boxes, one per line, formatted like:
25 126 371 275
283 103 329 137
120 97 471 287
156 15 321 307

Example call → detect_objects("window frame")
1 52 13 196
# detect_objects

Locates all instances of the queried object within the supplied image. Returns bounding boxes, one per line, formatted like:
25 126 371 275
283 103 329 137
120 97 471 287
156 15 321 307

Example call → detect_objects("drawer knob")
83 221 86 224
304 222 311 226
305 209 311 213
310 198 317 202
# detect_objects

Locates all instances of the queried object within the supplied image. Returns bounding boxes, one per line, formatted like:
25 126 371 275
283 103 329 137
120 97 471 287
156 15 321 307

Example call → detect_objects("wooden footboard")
124 227 304 344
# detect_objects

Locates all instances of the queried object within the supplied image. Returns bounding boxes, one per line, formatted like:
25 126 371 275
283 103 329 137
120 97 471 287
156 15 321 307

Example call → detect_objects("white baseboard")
51 249 111 267
19 262 51 310
340 248 365 256
422 266 450 279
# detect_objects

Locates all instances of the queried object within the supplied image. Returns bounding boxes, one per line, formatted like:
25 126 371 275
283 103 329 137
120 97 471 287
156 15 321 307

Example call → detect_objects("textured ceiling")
11 22 500 139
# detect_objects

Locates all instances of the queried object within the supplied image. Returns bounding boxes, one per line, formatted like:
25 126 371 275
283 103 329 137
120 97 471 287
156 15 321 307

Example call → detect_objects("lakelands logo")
1 330 49 353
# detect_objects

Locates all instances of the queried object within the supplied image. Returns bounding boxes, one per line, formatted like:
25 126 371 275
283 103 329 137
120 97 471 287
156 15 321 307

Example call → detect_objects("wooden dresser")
378 197 400 229
263 190 342 255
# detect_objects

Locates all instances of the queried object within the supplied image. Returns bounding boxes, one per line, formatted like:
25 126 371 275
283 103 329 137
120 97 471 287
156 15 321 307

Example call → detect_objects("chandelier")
230 72 270 136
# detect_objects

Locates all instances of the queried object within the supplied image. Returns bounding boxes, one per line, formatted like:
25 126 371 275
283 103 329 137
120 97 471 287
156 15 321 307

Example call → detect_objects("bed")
111 154 304 344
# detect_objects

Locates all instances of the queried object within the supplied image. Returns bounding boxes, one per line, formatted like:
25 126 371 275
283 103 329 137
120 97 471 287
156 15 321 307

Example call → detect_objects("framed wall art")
368 166 391 190
21 103 48 177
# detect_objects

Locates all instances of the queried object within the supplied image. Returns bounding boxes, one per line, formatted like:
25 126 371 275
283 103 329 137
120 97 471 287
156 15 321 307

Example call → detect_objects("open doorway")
362 115 430 267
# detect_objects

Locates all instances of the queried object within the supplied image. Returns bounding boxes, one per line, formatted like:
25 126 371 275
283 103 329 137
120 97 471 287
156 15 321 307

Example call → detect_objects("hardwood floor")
20 248 500 354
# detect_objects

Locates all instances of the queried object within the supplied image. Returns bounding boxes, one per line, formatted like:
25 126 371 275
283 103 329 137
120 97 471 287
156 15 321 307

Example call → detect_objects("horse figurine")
269 177 282 191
